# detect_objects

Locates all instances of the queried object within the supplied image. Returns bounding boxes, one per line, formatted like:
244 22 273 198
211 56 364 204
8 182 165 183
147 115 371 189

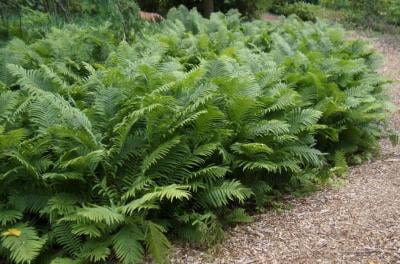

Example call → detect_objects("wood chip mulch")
167 30 400 264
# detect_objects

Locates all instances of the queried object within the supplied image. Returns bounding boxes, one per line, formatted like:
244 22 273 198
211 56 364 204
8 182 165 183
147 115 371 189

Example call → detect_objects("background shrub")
270 2 319 21
320 0 400 27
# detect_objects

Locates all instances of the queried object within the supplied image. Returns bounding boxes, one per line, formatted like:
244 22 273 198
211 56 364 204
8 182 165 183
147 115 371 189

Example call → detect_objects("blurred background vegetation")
1 0 400 40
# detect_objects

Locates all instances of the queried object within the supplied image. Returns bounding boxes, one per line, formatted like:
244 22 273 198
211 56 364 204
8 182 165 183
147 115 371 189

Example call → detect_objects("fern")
112 225 144 264
201 180 253 207
0 5 392 264
1 224 46 264
76 206 125 226
0 209 23 226
144 221 170 264
123 185 191 215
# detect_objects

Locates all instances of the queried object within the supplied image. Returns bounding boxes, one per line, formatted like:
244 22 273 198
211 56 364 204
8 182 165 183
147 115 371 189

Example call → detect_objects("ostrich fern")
0 6 393 264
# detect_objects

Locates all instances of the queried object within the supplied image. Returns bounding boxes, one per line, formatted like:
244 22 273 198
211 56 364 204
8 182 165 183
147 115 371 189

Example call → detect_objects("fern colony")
0 5 392 264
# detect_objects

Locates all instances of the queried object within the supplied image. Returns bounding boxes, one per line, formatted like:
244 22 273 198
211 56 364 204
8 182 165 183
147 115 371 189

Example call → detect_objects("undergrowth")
0 5 396 264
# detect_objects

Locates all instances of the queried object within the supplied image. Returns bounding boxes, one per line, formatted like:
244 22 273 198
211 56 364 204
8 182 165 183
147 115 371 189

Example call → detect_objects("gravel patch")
167 30 400 264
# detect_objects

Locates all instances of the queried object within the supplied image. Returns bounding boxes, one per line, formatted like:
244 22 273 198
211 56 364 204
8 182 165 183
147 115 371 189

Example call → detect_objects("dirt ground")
167 27 400 264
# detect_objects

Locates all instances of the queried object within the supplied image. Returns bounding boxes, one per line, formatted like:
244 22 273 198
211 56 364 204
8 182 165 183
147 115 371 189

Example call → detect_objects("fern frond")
144 221 170 264
141 137 181 173
76 206 124 226
224 208 253 224
112 225 145 264
1 224 46 264
0 209 23 226
201 180 253 207
79 240 111 262
53 223 82 256
122 185 191 215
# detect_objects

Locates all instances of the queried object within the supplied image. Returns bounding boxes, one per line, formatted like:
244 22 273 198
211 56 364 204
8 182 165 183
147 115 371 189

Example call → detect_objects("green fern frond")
123 185 191 215
79 240 111 262
76 206 124 226
280 145 324 166
53 223 82 256
189 166 229 181
1 224 46 264
0 209 23 226
285 108 322 133
144 221 170 264
231 143 274 155
201 180 253 207
223 208 253 224
0 91 19 122
239 160 278 172
141 137 181 173
112 225 145 264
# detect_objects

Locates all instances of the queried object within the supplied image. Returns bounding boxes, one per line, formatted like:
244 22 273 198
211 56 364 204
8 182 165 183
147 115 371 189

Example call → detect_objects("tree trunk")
203 0 214 18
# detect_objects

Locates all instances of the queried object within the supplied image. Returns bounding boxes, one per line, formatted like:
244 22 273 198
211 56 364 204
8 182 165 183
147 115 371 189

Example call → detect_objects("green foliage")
0 0 141 42
138 0 273 18
272 2 319 22
321 0 400 28
0 5 392 264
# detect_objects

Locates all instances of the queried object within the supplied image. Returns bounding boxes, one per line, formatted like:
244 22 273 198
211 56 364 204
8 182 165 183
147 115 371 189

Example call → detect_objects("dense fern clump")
0 6 393 264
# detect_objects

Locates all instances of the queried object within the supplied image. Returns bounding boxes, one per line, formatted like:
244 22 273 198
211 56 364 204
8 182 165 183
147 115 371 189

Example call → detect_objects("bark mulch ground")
167 28 400 264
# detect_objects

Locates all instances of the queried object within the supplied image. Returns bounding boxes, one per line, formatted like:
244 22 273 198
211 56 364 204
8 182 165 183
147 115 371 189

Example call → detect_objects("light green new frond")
112 225 145 264
123 185 191 215
239 160 278 172
1 224 46 264
231 143 273 155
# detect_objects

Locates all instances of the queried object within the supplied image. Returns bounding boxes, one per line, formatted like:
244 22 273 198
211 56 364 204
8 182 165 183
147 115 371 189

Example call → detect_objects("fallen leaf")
1 228 22 237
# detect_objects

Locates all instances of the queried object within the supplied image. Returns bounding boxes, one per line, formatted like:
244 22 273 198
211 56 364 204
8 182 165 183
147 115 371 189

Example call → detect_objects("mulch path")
167 25 400 264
